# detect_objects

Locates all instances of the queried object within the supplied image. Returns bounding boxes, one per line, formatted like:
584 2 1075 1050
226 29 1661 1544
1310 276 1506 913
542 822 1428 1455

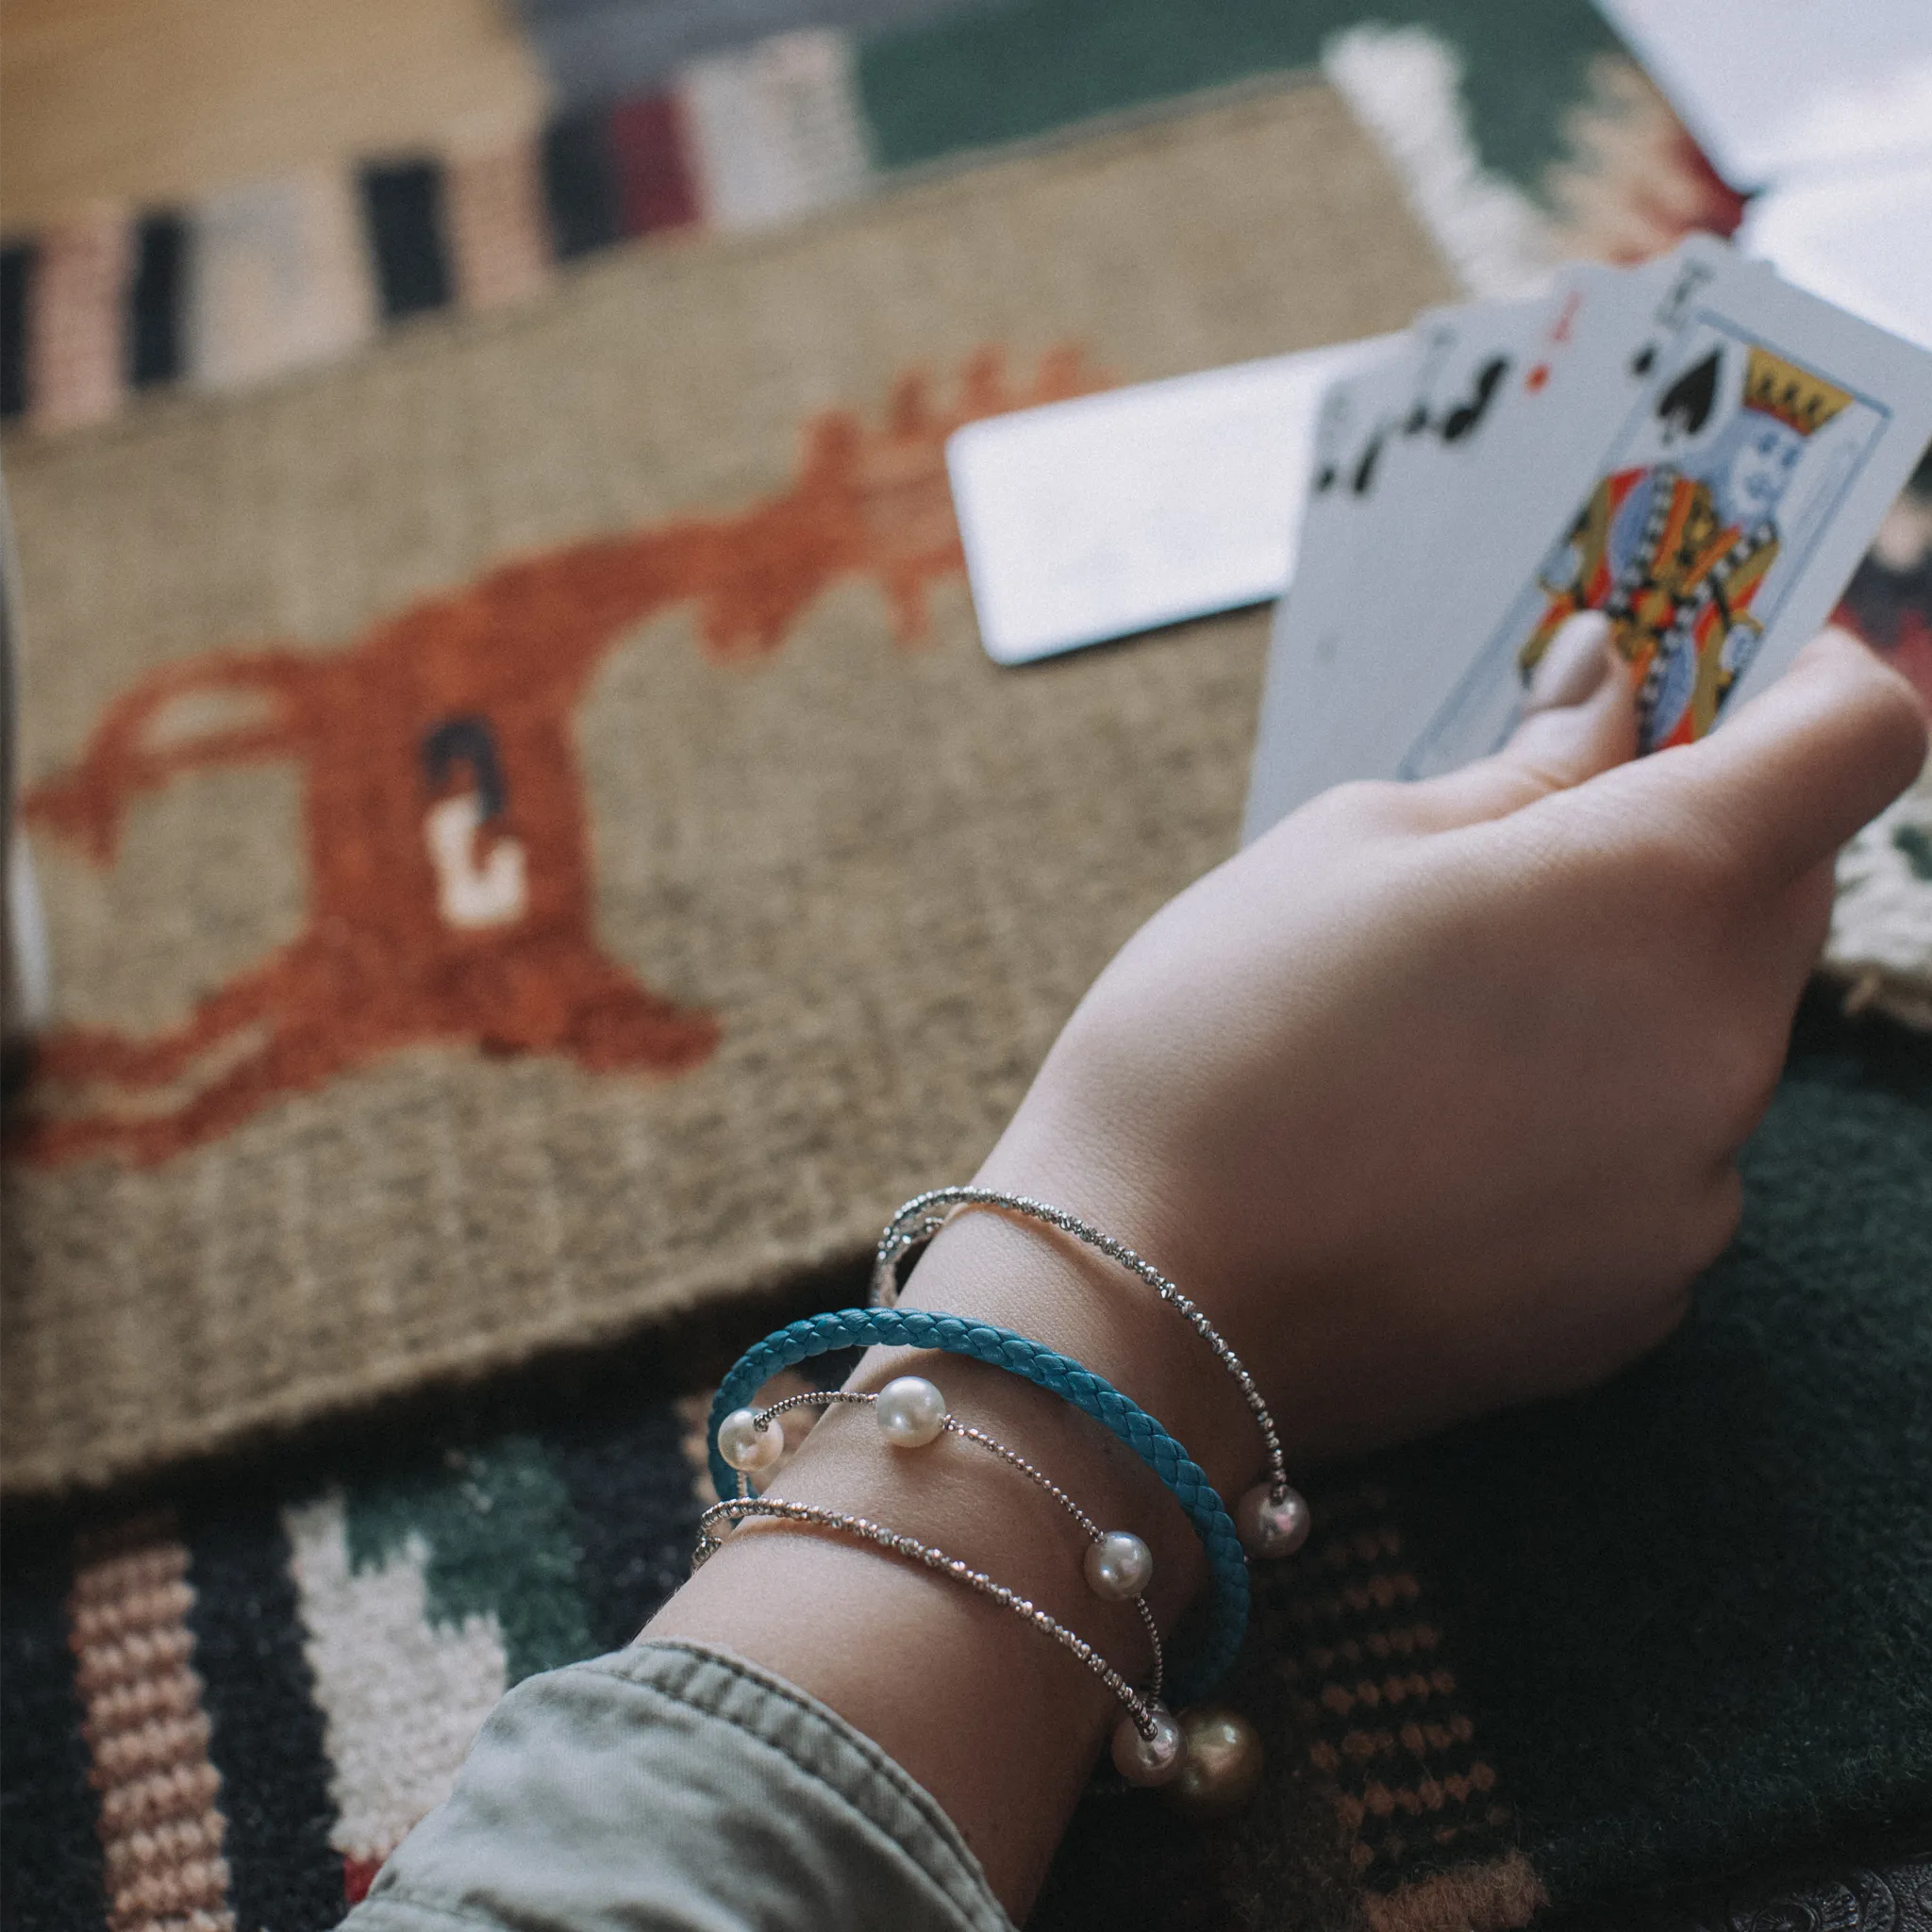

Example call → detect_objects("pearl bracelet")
695 1492 1189 1783
874 1188 1311 1560
704 1306 1248 1699
719 1381 1164 1700
707 1375 1179 1781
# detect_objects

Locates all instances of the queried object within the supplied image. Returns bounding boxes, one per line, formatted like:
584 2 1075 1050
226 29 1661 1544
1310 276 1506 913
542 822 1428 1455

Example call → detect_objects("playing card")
1245 240 1932 843
1241 340 1426 837
1407 241 1754 655
1591 0 1932 188
1274 337 1426 658
1742 160 1932 354
1341 295 1556 671
1245 248 1726 839
946 339 1393 666
1399 258 1932 778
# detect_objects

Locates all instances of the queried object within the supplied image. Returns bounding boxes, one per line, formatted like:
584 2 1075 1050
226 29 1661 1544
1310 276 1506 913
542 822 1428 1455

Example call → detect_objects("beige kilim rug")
3 86 1456 1494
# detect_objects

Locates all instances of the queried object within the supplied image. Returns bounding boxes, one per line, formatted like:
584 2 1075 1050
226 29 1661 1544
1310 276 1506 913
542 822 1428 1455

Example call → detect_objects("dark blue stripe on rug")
541 113 623 261
551 1400 706 1654
128 212 188 387
183 1492 345 1932
361 160 454 321
1 242 33 420
0 1524 105 1932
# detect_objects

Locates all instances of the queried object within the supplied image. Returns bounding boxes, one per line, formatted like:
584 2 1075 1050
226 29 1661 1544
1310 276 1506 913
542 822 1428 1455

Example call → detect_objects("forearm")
646 1186 1269 1918
365 627 1923 1932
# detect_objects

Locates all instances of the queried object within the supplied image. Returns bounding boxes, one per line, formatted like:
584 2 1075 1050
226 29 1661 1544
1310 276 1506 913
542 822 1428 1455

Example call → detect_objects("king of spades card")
1519 345 1855 750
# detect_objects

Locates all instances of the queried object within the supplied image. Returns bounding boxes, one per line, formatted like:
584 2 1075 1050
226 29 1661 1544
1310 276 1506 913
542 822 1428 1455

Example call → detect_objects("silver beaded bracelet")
694 1494 1190 1780
707 1374 1184 1785
722 1383 1165 1696
873 1188 1311 1561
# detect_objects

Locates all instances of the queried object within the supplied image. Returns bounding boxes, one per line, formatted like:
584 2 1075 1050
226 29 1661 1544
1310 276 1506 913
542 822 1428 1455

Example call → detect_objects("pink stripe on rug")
69 1519 235 1932
445 135 555 311
26 207 131 433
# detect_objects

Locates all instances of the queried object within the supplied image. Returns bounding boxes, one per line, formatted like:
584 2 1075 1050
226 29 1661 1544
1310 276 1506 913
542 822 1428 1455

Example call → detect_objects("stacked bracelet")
717 1384 1163 1700
703 1306 1248 1701
697 1496 1187 1780
700 1191 1310 1812
874 1188 1311 1559
708 1378 1182 1782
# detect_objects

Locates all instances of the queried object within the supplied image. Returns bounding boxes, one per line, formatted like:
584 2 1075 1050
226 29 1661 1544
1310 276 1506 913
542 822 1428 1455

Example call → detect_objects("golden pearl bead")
1161 1707 1264 1820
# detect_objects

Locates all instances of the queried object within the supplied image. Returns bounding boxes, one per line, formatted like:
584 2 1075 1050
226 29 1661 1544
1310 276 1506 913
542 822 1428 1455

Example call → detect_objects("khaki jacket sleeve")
342 1641 1014 1932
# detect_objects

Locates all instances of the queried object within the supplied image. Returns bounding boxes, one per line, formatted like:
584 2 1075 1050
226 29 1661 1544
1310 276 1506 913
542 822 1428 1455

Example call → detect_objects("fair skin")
650 624 1926 1919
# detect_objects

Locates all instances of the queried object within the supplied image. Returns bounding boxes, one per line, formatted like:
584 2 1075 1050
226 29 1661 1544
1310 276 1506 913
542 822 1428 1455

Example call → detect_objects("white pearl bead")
1236 1482 1310 1558
874 1375 947 1448
718 1407 784 1474
1111 1705 1185 1786
1084 1530 1154 1600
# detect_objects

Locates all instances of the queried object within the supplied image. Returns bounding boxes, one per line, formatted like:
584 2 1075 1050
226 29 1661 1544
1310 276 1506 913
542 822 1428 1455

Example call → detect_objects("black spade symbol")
1352 431 1386 496
1440 357 1509 442
1629 341 1657 377
1403 403 1429 437
1315 464 1338 493
1657 347 1721 440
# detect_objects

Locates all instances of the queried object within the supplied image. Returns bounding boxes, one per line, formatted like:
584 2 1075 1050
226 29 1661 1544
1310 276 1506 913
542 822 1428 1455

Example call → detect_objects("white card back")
1743 162 1932 354
1591 0 1932 187
947 340 1395 666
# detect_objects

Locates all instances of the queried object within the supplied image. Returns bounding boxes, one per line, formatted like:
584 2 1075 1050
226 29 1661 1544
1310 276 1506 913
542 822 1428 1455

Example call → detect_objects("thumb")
1407 613 1639 829
1618 625 1926 885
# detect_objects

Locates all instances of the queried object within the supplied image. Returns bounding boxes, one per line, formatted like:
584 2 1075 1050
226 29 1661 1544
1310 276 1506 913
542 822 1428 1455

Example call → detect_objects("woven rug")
5 992 1928 1932
5 82 1462 1496
8 0 1932 1491
7 8 1931 1929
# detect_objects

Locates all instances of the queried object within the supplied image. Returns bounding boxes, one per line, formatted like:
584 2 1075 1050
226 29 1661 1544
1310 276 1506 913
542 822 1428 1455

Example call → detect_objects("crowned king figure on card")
1399 303 1901 780
1519 345 1856 750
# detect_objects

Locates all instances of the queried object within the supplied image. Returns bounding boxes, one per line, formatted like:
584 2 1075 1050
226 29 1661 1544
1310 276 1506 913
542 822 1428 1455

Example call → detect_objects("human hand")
937 621 1926 1473
650 623 1919 1916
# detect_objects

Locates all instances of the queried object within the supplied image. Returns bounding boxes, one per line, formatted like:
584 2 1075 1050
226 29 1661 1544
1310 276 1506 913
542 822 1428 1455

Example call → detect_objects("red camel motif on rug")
15 347 1105 1167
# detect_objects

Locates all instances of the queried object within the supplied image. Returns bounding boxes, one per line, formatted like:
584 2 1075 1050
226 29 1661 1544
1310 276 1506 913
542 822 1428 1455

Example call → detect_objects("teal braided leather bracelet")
705 1307 1248 1700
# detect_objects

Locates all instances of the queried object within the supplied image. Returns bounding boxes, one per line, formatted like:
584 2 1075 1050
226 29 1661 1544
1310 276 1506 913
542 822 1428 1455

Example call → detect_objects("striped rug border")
0 14 1733 437
0 27 863 434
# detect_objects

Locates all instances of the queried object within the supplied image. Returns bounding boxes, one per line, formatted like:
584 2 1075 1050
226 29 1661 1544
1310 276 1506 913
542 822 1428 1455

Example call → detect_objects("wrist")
958 1046 1397 1471
891 1170 1271 1526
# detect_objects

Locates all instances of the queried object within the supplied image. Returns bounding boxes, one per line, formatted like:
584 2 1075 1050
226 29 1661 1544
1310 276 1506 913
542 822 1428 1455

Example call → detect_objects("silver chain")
730 1387 1162 1702
693 1494 1161 1738
873 1186 1290 1502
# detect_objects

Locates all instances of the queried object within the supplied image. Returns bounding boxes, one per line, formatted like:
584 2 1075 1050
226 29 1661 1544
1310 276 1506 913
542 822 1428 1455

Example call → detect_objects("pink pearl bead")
1236 1482 1310 1558
1111 1705 1185 1786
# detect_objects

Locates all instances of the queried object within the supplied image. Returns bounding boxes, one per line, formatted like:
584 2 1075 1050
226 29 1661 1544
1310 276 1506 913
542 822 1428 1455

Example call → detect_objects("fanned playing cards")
1242 237 1932 842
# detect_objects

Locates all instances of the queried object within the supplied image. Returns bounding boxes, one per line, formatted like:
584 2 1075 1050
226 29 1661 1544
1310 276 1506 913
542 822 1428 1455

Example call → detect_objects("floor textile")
6 8 1931 1924
4 85 1454 1495
5 999 1927 1932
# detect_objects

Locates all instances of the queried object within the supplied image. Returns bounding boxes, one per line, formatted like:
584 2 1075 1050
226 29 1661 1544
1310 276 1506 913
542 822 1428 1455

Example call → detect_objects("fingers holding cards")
1627 626 1927 888
1246 236 1932 841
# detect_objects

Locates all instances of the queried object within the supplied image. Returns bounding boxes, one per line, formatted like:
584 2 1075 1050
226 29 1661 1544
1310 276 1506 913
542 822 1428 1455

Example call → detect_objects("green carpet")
859 0 1621 186
1388 996 1932 1904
